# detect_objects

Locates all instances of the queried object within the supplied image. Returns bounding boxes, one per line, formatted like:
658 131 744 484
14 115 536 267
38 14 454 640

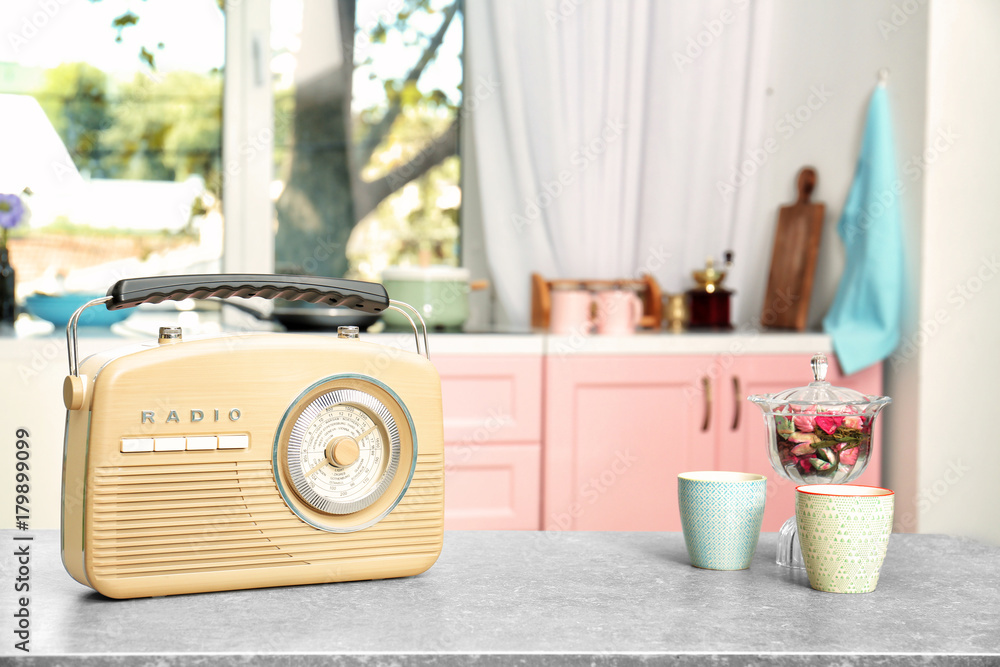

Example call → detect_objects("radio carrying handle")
66 274 430 376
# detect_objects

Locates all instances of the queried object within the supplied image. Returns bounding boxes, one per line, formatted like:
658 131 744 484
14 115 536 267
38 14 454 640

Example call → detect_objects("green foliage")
39 215 197 241
272 87 296 178
345 0 464 276
33 66 223 192
37 63 114 178
139 46 155 69
111 10 139 43
93 0 163 69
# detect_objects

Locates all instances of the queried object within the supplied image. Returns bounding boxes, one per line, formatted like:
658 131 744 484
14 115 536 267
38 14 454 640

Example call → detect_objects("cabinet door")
444 444 540 530
721 355 884 531
434 355 542 443
543 355 718 531
436 355 544 530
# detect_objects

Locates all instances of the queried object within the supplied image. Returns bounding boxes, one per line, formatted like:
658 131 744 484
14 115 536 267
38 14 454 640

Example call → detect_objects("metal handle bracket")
66 296 431 378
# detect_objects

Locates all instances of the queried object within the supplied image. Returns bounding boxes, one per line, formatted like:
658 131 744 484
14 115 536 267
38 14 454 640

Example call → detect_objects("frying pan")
272 305 382 331
222 300 382 332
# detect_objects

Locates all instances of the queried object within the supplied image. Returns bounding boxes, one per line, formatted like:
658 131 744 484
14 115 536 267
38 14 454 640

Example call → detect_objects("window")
0 0 225 297
270 0 464 280
0 0 463 302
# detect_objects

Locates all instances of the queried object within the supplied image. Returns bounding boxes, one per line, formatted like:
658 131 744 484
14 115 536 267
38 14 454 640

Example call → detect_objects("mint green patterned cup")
678 471 767 570
796 484 894 593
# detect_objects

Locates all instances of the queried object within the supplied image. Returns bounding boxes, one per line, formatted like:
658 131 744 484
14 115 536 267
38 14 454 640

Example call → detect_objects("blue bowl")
25 292 132 329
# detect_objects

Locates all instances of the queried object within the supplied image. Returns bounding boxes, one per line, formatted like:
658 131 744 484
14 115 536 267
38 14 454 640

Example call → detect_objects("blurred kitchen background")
1 0 998 545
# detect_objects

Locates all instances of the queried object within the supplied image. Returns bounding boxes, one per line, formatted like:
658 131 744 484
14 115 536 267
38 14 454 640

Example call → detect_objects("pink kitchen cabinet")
543 356 718 531
443 444 540 530
543 353 883 532
434 355 543 530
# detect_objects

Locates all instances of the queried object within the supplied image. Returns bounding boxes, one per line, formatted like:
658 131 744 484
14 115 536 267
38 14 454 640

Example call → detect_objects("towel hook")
877 68 890 85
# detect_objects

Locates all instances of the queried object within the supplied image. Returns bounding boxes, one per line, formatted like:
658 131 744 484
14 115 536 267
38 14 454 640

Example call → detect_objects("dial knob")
285 388 401 515
330 437 360 467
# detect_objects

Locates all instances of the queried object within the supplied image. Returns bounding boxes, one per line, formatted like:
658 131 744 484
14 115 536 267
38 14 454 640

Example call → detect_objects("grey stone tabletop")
1 530 999 666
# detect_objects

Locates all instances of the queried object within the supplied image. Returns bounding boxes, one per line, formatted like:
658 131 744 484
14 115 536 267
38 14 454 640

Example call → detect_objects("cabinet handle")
701 376 712 431
731 376 742 431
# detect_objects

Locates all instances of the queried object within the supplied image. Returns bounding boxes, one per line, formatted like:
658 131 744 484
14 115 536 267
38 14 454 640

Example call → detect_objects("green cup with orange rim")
795 484 894 593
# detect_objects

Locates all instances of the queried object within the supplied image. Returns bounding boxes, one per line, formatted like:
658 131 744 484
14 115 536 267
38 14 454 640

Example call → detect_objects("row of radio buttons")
121 435 249 453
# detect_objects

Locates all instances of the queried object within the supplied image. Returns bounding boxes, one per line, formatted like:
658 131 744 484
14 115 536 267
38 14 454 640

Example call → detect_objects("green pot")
381 266 473 330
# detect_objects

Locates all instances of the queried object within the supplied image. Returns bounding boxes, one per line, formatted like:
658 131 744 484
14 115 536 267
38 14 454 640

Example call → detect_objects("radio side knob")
64 375 85 410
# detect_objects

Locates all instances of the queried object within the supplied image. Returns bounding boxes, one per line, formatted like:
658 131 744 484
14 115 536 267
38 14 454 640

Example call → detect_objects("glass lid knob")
810 353 828 383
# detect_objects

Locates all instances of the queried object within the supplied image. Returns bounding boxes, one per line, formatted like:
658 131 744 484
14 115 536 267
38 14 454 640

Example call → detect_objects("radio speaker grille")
89 455 443 578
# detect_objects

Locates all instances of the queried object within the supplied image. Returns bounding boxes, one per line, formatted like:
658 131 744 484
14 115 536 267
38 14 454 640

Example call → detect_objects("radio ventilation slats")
90 455 443 579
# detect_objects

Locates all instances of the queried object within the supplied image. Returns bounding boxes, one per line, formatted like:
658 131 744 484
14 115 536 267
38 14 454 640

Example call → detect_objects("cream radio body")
61 275 443 599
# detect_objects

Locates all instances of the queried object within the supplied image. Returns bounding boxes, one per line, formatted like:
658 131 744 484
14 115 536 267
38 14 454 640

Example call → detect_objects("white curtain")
466 0 772 326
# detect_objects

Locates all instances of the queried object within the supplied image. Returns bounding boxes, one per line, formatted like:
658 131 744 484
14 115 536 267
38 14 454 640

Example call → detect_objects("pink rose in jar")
793 415 816 432
791 404 818 432
843 415 863 430
838 444 859 466
788 432 819 445
790 442 816 456
788 432 819 456
814 415 845 435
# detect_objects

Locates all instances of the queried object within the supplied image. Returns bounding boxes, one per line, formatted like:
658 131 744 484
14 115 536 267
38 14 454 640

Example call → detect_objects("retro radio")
60 275 443 599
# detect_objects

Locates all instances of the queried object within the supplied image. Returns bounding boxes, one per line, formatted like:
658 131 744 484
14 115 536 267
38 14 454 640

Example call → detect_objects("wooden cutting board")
761 167 825 330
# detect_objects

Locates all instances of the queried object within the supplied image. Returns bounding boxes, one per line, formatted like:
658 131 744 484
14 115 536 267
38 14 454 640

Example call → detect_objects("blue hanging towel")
823 85 905 376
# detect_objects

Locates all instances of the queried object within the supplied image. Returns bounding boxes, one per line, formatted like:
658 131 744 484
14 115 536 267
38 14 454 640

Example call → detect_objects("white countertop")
3 309 833 358
543 330 832 356
366 330 832 356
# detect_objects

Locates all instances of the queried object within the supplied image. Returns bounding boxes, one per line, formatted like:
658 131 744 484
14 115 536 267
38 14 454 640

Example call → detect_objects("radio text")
141 409 242 424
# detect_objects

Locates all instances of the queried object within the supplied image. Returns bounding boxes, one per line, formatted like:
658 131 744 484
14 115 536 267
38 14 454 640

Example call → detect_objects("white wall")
733 0 929 330
727 0 931 537
737 0 1000 544
910 0 1000 544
